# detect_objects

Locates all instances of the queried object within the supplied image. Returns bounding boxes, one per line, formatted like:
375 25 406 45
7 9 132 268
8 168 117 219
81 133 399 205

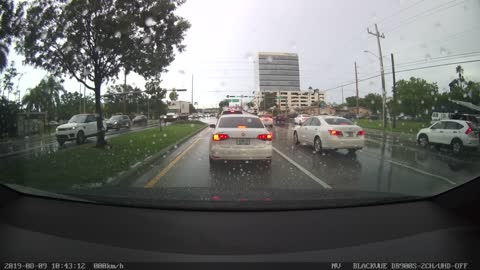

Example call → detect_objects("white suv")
56 114 104 146
416 120 479 154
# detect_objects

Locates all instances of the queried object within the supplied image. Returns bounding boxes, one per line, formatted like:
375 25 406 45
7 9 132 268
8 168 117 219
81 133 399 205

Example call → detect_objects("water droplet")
245 52 254 62
397 100 402 104
434 97 438 101
163 133 167 137
425 54 432 61
174 145 178 149
82 10 88 16
371 100 375 104
440 47 447 56
425 109 429 114
434 22 442 28
152 141 155 145
178 69 185 75
143 37 151 44
129 139 133 143
145 17 157 26
114 31 122 38
267 56 273 63
421 100 424 104
40 32 47 39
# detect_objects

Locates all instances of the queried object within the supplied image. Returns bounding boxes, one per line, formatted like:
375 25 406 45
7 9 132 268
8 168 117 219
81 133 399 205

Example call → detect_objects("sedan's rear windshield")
218 117 264 128
222 111 243 115
324 118 354 125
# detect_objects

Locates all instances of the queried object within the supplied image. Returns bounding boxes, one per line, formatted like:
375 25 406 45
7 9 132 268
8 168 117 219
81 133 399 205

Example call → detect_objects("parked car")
209 114 273 165
294 114 310 125
106 115 131 130
56 114 104 146
132 115 148 126
416 120 479 154
260 115 273 127
431 112 452 124
293 116 365 154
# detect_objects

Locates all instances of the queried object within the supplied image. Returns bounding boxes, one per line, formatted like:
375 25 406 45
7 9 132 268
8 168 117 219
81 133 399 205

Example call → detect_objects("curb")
107 124 208 186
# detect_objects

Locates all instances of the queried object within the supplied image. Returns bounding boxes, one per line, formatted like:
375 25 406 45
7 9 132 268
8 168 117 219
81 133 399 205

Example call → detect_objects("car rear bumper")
322 137 365 149
210 145 273 160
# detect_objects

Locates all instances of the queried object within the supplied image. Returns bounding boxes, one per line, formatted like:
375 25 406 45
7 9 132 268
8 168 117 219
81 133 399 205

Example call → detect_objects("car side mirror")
209 124 216 128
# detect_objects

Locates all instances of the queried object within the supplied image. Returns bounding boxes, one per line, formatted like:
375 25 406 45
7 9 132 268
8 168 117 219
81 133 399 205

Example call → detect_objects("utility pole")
123 70 127 115
368 23 387 128
191 74 194 105
391 53 397 128
355 62 359 117
79 82 82 114
341 87 344 104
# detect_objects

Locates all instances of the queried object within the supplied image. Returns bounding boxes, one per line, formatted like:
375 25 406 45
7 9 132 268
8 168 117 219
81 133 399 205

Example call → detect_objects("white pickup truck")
56 114 106 146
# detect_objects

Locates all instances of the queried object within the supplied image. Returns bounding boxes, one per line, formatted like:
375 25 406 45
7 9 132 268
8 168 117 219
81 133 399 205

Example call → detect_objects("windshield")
0 0 479 209
68 115 87 123
218 117 264 128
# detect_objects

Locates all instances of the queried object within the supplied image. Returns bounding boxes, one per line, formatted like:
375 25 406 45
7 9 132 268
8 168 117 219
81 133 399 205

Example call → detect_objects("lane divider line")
272 146 332 189
144 130 208 188
361 150 456 185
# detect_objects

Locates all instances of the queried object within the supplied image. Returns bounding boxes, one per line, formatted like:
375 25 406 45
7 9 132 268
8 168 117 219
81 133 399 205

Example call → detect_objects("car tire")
293 132 299 145
417 134 429 148
451 139 463 155
127 122 131 129
314 136 323 154
57 140 65 147
76 131 85 145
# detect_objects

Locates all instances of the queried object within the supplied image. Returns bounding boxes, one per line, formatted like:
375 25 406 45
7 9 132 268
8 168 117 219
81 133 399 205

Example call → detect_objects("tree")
0 0 25 73
18 0 190 147
219 99 229 110
22 75 65 121
144 79 167 119
57 92 95 120
0 96 20 138
259 92 277 111
362 93 383 115
169 89 179 102
395 77 438 121
0 61 19 99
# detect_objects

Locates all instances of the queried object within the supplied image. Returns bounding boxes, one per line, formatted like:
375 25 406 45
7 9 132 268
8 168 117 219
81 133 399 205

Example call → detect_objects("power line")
375 0 426 26
324 59 480 92
383 0 466 33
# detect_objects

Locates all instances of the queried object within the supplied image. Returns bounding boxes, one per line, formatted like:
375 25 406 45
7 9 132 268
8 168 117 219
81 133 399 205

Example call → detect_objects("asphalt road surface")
132 119 480 197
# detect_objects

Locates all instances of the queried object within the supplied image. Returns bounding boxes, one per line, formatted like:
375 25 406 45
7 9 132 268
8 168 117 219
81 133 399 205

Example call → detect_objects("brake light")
213 134 230 141
466 122 473 135
258 133 273 141
328 130 343 136
357 130 365 136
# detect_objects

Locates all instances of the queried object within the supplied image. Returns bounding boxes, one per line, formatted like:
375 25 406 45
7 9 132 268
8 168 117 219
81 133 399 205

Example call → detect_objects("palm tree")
22 75 65 120
455 65 464 81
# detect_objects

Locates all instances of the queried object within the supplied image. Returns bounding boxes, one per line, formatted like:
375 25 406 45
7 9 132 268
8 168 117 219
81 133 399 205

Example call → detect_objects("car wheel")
57 140 65 146
417 134 429 148
293 132 299 145
126 122 131 129
451 139 463 155
314 136 322 153
76 131 85 145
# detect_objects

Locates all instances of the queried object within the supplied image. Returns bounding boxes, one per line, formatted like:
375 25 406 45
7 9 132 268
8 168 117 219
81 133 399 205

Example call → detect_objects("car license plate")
237 138 250 145
345 132 353 137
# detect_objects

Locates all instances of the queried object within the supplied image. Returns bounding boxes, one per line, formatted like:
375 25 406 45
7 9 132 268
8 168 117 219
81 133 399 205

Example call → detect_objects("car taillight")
328 130 343 136
258 133 273 141
213 134 229 141
466 122 473 135
357 130 365 136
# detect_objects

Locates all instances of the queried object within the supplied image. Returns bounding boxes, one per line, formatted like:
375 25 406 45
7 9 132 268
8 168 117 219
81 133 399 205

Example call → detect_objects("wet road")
0 121 166 159
132 119 480 197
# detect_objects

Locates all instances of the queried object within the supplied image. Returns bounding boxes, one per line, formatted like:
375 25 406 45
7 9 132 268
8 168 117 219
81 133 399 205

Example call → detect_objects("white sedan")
294 114 310 125
209 114 273 165
293 116 365 153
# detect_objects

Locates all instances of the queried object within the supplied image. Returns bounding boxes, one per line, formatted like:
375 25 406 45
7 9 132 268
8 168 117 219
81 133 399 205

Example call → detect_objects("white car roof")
438 119 471 124
219 114 258 119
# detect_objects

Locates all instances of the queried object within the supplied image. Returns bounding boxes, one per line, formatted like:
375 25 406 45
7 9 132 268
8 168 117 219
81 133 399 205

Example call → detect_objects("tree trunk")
94 81 107 147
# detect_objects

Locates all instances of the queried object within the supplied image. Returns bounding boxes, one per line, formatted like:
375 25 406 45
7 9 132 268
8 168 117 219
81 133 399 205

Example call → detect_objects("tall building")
254 89 326 113
256 52 300 91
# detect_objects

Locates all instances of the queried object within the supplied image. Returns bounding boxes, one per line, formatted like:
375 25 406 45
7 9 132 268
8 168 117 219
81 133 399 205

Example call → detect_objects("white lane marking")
272 146 332 189
360 150 456 186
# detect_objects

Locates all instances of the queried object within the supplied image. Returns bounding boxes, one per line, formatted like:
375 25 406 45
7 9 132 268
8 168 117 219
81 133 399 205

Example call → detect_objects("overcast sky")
8 0 480 108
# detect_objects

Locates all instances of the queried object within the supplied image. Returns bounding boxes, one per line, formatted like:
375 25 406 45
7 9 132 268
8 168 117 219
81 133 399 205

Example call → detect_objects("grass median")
355 119 430 135
0 121 207 190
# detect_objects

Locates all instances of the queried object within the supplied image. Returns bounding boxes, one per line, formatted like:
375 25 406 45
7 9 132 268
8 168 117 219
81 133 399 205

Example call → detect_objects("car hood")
106 119 120 123
57 186 421 210
57 123 81 129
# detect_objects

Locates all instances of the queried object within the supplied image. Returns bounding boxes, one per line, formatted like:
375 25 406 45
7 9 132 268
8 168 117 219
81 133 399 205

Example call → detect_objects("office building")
256 52 300 91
